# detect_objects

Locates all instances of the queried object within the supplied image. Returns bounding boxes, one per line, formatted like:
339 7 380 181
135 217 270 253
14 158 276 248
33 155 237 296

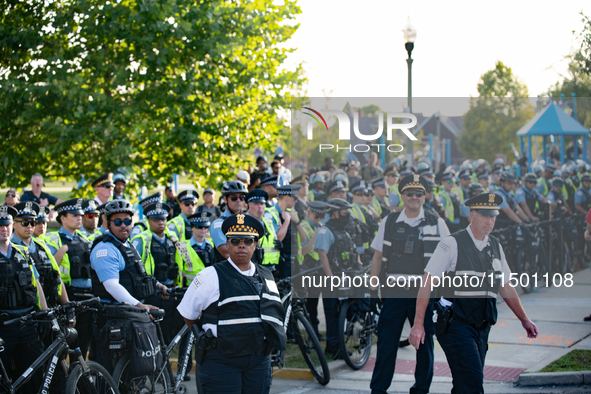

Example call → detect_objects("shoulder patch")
318 228 327 235
132 240 140 248
213 221 222 229
192 274 203 289
168 223 176 230
96 249 108 258
438 241 449 253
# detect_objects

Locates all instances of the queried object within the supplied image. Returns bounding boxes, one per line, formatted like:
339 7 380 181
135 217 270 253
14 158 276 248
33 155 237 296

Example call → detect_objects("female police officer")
177 213 285 394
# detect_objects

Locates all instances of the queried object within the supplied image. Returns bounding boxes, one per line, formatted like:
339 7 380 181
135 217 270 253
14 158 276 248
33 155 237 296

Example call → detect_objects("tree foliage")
458 61 534 163
0 0 305 197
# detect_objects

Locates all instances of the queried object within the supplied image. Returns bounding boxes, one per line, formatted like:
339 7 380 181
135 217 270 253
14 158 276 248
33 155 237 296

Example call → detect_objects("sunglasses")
229 195 246 202
228 238 256 246
112 218 132 227
5 193 15 197
183 201 196 207
404 191 425 198
446 180 453 184
355 193 370 197
86 213 98 219
17 220 36 227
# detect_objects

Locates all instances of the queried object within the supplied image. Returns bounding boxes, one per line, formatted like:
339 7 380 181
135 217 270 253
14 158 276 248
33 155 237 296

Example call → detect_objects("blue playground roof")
516 102 589 137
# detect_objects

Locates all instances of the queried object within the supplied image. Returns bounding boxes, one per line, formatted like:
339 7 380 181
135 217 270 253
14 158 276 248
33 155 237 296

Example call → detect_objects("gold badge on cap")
236 214 245 224
488 194 495 203
156 203 162 211
414 174 420 183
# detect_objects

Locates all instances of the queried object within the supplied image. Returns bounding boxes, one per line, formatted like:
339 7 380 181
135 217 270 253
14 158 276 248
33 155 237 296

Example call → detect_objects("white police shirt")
177 258 256 337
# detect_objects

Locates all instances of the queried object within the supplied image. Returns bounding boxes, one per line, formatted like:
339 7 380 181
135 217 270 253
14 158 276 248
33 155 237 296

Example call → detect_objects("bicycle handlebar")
2 297 101 326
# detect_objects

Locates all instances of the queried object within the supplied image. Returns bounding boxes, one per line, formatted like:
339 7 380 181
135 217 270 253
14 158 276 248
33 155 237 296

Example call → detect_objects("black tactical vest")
382 210 441 275
0 247 37 310
201 261 286 357
30 240 61 305
496 188 517 224
579 187 591 211
522 187 538 216
151 236 178 282
91 235 157 301
324 221 359 273
449 229 502 327
192 241 215 268
60 233 91 280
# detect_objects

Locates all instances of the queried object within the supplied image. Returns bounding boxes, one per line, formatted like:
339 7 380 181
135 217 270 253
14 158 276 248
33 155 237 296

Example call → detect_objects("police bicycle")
110 287 194 394
273 267 330 386
0 297 119 394
515 223 549 293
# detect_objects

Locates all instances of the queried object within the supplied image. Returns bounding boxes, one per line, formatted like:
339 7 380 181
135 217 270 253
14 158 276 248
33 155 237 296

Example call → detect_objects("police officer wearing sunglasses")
167 190 199 242
177 213 285 394
211 180 249 262
369 174 450 394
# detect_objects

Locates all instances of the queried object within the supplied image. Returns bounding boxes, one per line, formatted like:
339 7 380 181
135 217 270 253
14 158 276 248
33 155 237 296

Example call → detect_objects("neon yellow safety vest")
350 203 369 249
179 240 208 283
438 189 455 222
32 237 63 299
537 177 550 196
167 215 189 242
300 221 319 262
452 186 464 203
12 244 42 310
131 229 184 286
45 230 91 285
260 217 280 266
389 185 404 207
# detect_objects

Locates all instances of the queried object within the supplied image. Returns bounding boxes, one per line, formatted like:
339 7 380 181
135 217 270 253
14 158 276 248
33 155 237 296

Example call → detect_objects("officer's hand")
273 239 283 250
158 284 170 300
409 324 425 350
531 217 540 223
59 244 69 253
136 303 159 311
369 290 382 314
522 319 538 339
69 317 77 328
281 211 291 223
290 210 299 224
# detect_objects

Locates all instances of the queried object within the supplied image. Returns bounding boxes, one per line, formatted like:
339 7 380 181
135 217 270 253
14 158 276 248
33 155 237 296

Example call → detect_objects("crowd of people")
0 150 589 394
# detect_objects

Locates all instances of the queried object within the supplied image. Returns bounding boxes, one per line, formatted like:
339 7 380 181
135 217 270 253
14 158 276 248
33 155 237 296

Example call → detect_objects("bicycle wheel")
112 353 171 394
66 361 120 394
399 318 411 348
293 311 330 385
338 300 373 370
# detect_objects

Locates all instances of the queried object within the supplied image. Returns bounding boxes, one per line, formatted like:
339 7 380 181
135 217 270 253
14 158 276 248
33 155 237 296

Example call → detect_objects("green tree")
0 0 305 197
578 12 591 75
459 61 534 162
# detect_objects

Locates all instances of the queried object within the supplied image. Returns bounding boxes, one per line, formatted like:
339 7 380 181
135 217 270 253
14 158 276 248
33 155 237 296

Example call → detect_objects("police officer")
0 204 47 393
259 175 280 208
494 172 531 228
575 174 591 215
92 173 114 205
371 178 390 218
112 171 127 200
477 172 491 192
177 213 285 394
246 189 280 271
489 168 501 192
438 172 461 232
131 192 163 239
547 177 572 215
424 180 446 220
386 166 404 211
211 180 249 261
314 198 360 359
90 200 168 369
46 198 95 358
515 173 551 222
292 174 310 221
536 163 556 196
264 184 306 279
167 190 199 242
349 180 376 263
79 199 100 239
369 174 449 394
183 212 212 282
12 202 67 307
132 200 186 344
34 205 50 241
197 188 222 219
308 173 326 202
409 193 538 394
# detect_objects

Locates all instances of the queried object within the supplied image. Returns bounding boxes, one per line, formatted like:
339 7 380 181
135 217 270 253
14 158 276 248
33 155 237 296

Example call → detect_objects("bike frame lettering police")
306 110 417 152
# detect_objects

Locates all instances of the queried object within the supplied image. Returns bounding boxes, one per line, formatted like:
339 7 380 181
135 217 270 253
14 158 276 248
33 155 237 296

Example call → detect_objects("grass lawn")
539 350 591 372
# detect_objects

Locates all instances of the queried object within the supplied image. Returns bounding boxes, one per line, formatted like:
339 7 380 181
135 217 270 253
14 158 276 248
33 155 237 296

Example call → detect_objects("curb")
519 371 591 386
273 359 348 380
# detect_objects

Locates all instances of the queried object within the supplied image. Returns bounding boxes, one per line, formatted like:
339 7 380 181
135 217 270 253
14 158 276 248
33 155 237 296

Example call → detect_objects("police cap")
246 189 268 204
144 202 170 219
325 180 348 195
308 201 327 215
55 198 85 216
222 213 264 239
36 206 50 223
325 198 353 214
464 193 503 216
0 205 17 226
13 201 39 219
92 173 114 188
188 211 213 228
81 199 100 215
398 173 428 193
139 192 162 209
178 190 199 202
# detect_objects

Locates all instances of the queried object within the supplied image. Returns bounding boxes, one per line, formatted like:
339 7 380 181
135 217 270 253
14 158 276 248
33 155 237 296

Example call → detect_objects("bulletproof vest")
523 187 538 216
191 241 215 268
151 236 178 282
324 221 359 273
0 248 38 310
580 187 591 211
30 241 60 305
571 175 581 189
91 235 157 301
382 210 441 276
450 193 461 221
496 188 516 222
363 209 379 236
183 223 192 243
60 233 91 280
201 261 286 357
448 229 502 327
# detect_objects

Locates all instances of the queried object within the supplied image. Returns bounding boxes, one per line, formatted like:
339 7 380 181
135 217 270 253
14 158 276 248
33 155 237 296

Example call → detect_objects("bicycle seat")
149 309 166 319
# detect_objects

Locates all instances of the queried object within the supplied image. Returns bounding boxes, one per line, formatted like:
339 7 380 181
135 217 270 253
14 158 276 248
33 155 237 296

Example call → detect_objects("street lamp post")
402 18 417 166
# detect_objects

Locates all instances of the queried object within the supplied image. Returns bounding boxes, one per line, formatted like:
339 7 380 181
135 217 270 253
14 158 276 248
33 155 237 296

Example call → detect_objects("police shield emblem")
237 214 245 224
413 174 420 183
76 198 83 209
488 194 495 203
0 206 7 215
24 201 33 213
156 203 162 212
